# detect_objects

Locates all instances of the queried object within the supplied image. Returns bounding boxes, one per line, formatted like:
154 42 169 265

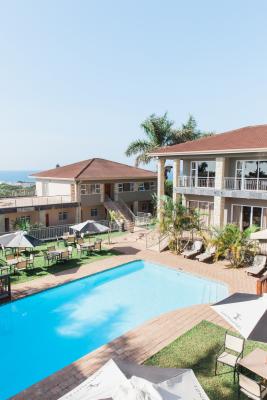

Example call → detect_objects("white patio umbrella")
70 220 111 242
250 229 267 240
212 292 267 343
59 359 210 400
0 231 42 249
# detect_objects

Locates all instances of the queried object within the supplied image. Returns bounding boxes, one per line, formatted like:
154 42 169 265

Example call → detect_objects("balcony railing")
178 176 215 188
0 195 74 209
224 178 267 191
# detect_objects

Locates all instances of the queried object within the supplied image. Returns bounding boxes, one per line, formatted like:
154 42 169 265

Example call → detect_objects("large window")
188 200 214 227
235 160 267 190
90 208 98 217
118 182 134 192
232 204 267 230
80 184 101 195
190 161 215 187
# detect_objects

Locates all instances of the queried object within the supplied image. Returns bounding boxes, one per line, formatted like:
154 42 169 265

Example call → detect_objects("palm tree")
126 113 213 166
125 113 174 166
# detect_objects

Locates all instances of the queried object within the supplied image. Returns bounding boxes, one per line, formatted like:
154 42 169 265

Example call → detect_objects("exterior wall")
35 179 73 197
78 179 157 207
0 205 78 232
81 205 106 221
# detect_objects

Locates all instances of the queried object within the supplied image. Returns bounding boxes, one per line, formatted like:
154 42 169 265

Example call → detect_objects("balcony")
0 195 75 210
174 176 215 196
224 177 267 191
223 177 267 200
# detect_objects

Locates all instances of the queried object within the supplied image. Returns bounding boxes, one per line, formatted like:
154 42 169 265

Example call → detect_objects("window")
235 160 267 190
80 184 101 195
118 182 134 192
138 181 156 191
231 204 267 230
59 211 68 221
190 161 216 187
19 216 31 224
90 184 100 194
188 200 214 226
90 208 98 217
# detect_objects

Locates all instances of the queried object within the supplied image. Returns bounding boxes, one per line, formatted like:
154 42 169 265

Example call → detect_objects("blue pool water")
0 260 228 399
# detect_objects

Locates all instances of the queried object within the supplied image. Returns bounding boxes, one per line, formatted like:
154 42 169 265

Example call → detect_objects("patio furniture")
80 242 95 255
196 246 216 262
15 260 27 272
43 251 58 265
238 373 267 399
181 240 203 259
215 332 244 382
60 250 70 262
76 238 84 245
238 349 267 381
245 255 267 277
66 236 76 245
94 238 102 251
47 246 56 252
26 254 35 268
67 246 73 257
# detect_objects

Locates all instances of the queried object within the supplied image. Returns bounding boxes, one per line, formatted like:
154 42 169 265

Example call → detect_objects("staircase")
104 197 135 231
145 229 169 252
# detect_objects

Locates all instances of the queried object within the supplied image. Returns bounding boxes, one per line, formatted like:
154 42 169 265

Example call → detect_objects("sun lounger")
245 255 267 276
196 246 216 262
182 240 203 259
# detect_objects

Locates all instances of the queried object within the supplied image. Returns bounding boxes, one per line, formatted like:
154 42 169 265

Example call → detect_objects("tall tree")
126 113 213 166
125 112 174 166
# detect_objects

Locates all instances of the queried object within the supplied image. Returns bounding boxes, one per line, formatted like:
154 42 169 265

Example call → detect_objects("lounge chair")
245 255 267 277
196 246 216 263
215 332 244 382
238 373 267 399
182 240 203 259
94 239 102 251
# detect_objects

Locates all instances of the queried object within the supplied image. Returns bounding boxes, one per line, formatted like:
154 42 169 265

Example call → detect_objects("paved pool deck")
11 232 256 400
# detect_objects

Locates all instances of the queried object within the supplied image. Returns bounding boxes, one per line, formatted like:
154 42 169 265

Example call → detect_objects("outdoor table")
47 249 66 259
238 348 267 380
80 243 95 249
6 257 24 266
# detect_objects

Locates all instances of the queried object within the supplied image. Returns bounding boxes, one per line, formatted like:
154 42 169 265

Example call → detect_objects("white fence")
0 220 120 241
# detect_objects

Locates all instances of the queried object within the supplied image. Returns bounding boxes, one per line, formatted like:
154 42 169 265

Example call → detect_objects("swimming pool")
0 260 228 399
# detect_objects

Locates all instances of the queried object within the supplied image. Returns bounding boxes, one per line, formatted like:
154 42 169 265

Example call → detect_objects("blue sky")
0 0 267 170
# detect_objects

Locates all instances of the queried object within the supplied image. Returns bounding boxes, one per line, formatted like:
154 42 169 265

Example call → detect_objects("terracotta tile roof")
152 124 267 155
31 158 157 180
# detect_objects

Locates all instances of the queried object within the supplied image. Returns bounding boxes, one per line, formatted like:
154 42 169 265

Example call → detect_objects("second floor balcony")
175 175 267 200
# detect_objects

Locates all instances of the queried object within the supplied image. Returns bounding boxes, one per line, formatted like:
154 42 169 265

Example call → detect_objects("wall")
35 179 73 197
81 205 106 221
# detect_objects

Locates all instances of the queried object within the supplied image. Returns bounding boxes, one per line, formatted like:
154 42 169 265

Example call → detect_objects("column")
157 158 165 220
214 157 225 227
172 159 180 203
100 183 105 203
133 201 139 215
75 205 82 223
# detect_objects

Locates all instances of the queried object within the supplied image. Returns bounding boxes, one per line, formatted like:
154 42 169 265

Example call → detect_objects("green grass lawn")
145 320 267 400
0 231 125 285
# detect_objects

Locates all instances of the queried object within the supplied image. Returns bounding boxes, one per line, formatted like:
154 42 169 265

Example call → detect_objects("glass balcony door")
232 204 265 230
235 160 267 190
190 161 215 188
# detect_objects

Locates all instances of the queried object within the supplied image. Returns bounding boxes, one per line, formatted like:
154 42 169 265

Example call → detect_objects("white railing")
0 220 120 241
0 195 73 209
224 177 267 191
178 176 215 188
135 212 152 227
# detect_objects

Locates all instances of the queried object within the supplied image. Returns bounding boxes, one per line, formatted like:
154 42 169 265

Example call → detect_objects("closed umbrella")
212 292 267 343
0 231 42 249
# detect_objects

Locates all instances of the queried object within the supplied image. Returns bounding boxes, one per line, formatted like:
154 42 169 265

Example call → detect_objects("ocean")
0 171 36 184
